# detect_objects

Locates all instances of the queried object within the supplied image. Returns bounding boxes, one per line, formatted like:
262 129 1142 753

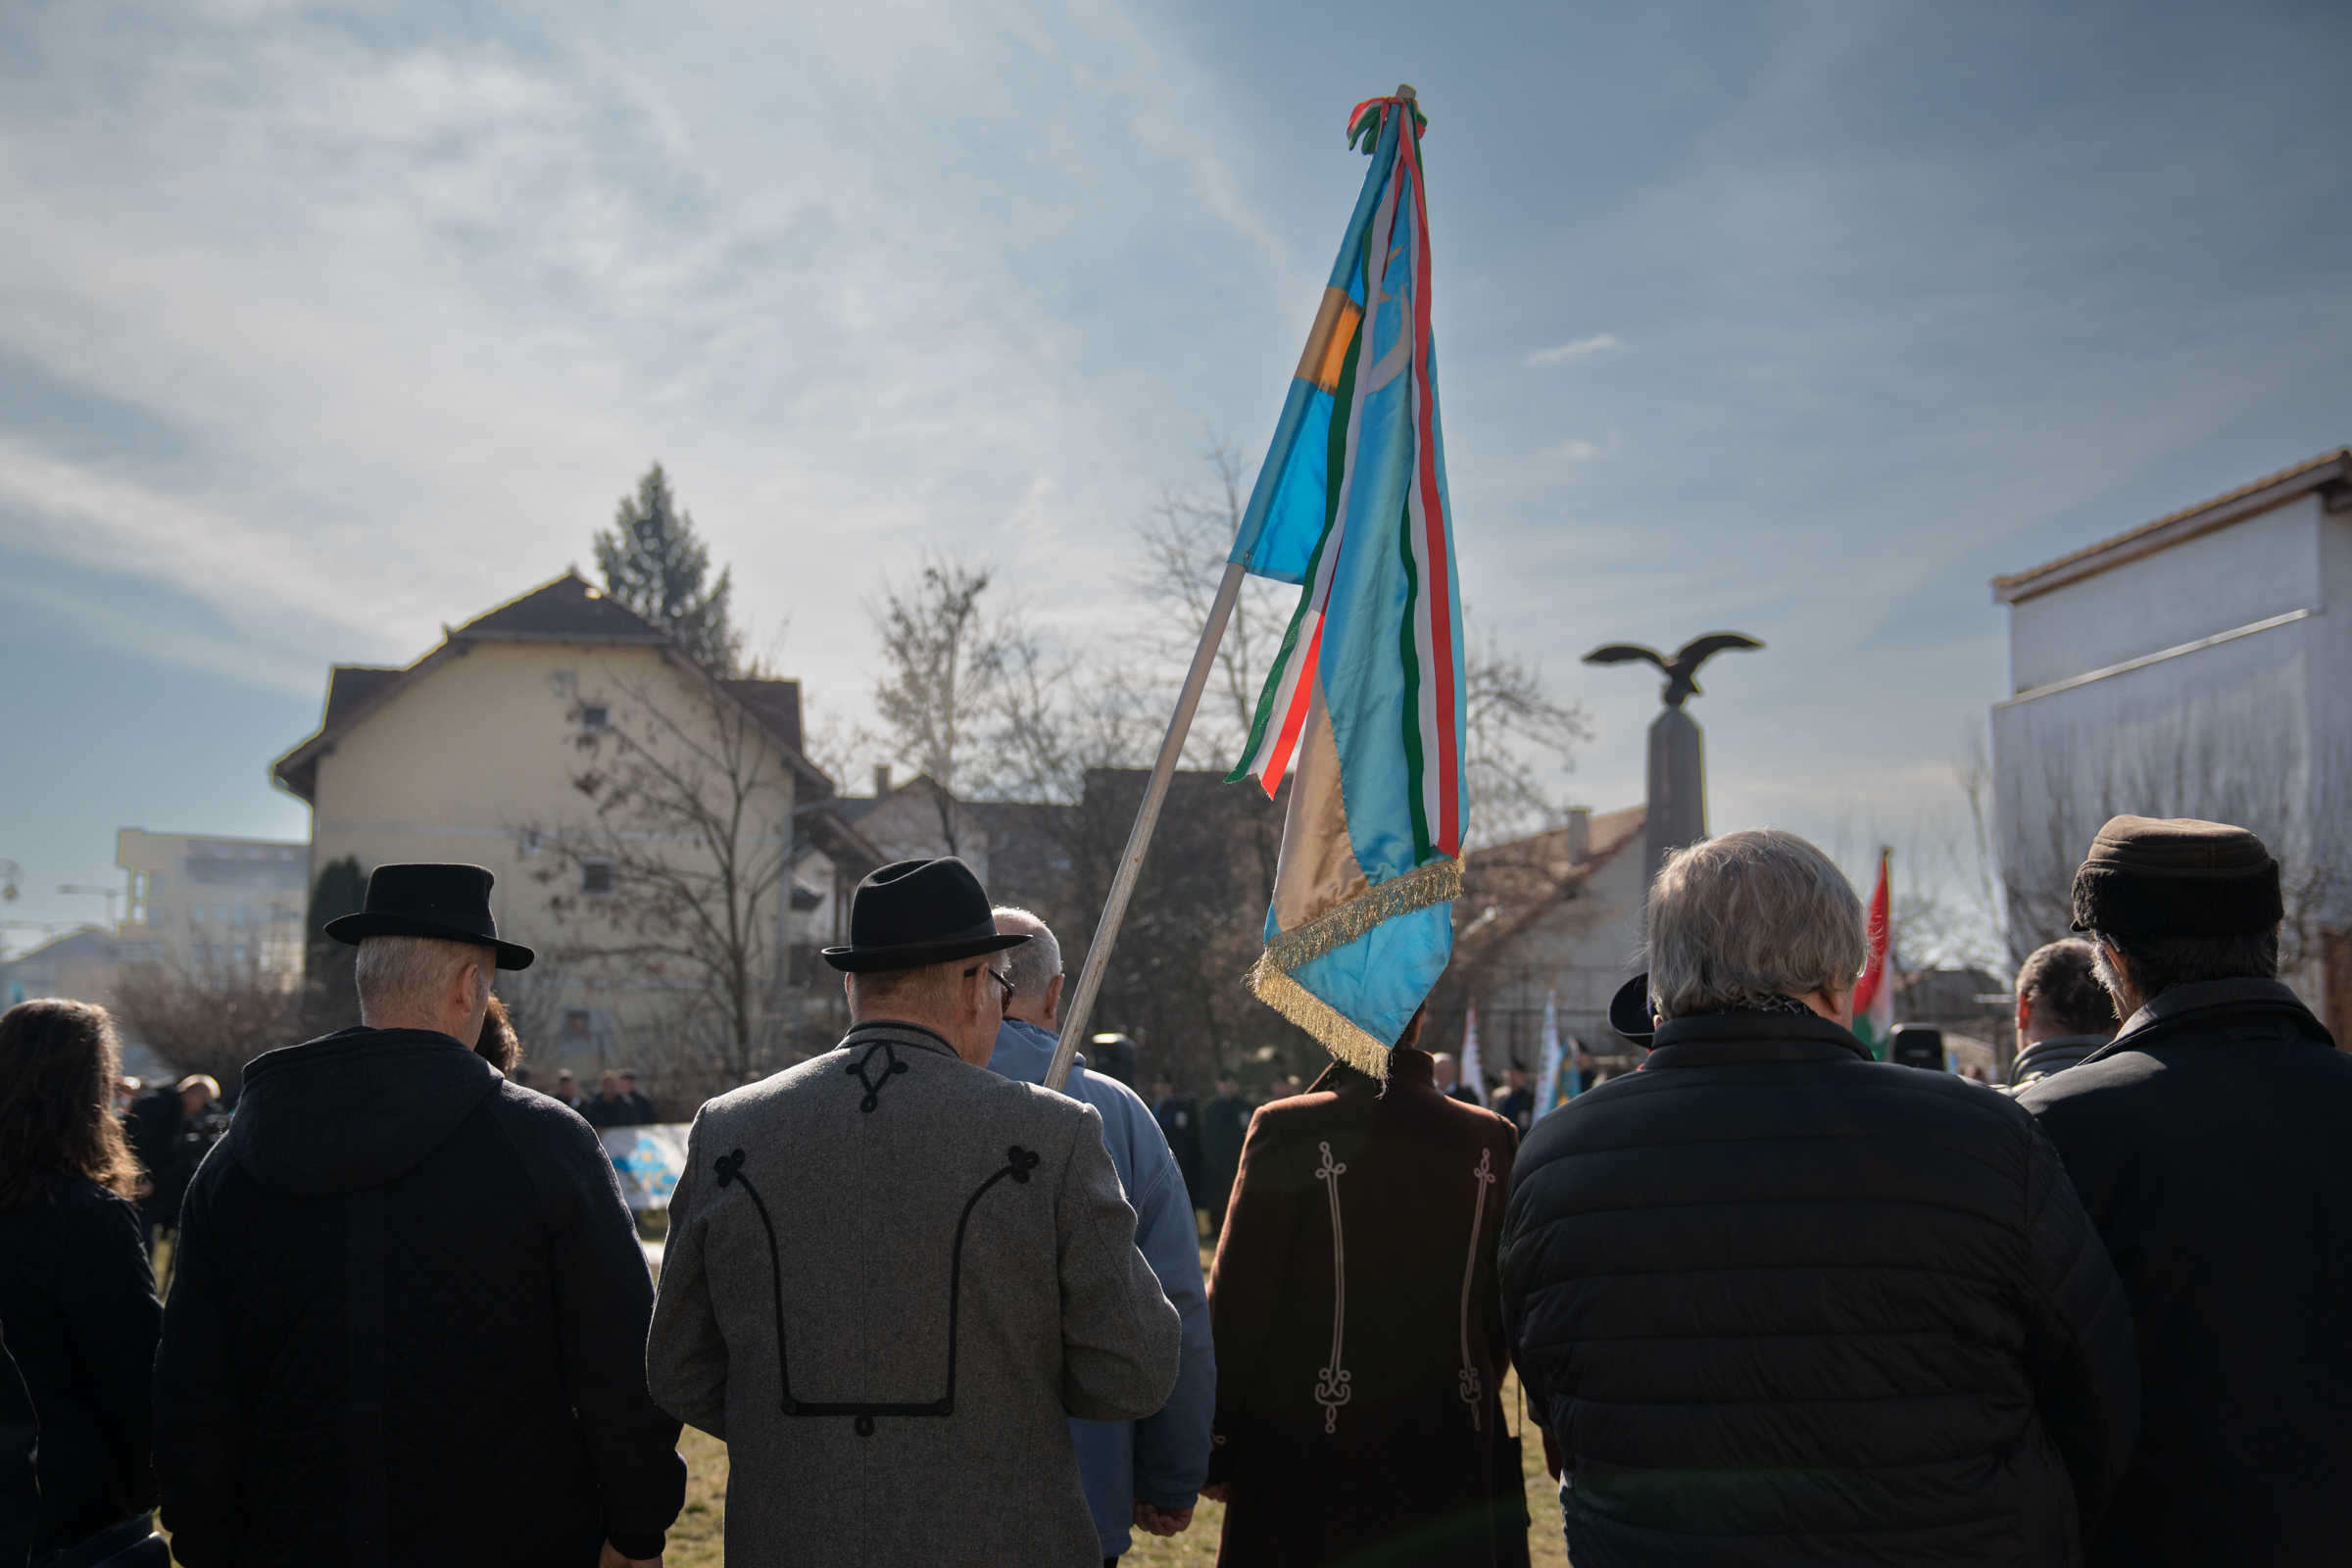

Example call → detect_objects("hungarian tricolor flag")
1851 849 1894 1058
1227 89 1467 1076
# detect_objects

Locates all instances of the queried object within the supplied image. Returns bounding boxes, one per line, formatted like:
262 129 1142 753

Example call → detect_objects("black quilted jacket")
155 1027 685 1568
1499 1011 2139 1568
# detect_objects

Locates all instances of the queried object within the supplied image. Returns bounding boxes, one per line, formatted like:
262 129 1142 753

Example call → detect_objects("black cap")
2071 815 2282 938
820 858 1030 974
323 863 534 971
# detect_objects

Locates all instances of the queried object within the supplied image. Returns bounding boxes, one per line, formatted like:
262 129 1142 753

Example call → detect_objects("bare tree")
518 660 797 1105
1463 635 1592 852
2001 710 2349 976
868 555 1021 852
1125 436 1294 770
115 934 306 1092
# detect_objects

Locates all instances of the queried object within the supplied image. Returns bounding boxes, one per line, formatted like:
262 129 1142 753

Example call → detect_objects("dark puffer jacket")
1500 1010 2138 1568
155 1027 685 1568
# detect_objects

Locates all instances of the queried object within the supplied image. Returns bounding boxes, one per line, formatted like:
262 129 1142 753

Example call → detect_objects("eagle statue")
1582 631 1763 709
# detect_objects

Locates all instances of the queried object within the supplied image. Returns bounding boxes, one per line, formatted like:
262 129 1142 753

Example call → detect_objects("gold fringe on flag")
1247 857 1464 1081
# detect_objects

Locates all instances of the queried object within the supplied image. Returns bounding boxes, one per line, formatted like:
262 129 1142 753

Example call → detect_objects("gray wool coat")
648 1021 1182 1567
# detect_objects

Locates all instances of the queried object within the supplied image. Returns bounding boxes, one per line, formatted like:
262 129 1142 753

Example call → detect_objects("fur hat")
2070 815 2282 939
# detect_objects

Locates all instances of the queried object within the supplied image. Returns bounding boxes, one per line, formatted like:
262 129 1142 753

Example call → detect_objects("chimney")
1565 807 1592 865
874 764 892 797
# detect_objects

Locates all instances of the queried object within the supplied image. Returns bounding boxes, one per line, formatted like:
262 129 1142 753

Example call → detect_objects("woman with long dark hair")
0 999 165 1557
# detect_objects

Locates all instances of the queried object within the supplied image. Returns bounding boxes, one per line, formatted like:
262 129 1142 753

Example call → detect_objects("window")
581 860 614 896
563 1008 592 1037
579 705 612 732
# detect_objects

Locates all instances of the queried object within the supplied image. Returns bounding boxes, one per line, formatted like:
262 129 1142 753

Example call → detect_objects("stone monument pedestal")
1644 707 1707 884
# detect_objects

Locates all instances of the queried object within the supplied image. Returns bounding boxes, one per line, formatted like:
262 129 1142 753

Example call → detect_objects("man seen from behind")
1502 829 2137 1566
2003 939 2116 1092
154 863 684 1567
648 858 1179 1567
986 906 1214 1564
2020 815 2352 1565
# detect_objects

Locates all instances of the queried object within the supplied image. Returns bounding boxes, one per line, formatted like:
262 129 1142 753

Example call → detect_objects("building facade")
272 571 858 1102
115 830 307 977
1990 447 2352 1034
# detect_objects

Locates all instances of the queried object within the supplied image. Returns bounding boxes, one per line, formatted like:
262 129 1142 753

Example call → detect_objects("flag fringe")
1249 966 1396 1081
1260 857 1462 974
1246 857 1465 1080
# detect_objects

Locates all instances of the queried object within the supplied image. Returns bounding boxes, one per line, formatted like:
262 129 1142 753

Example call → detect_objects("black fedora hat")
1608 972 1656 1046
323 863 535 971
821 858 1029 974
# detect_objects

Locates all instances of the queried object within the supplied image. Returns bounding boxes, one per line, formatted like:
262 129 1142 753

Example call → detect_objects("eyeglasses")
966 964 1016 1006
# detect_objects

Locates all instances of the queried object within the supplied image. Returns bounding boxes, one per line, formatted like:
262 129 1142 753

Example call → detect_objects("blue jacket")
990 1018 1215 1557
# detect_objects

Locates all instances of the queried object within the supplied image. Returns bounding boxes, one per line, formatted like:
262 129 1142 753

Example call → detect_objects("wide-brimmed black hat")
323 863 535 970
821 858 1029 974
1609 972 1656 1046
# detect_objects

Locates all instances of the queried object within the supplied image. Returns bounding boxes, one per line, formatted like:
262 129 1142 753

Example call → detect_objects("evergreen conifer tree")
594 463 741 673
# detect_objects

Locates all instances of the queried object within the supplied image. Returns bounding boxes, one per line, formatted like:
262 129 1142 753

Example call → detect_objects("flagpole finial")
1396 83 1417 102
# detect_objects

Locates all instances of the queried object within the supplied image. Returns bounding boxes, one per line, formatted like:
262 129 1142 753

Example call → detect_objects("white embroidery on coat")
1457 1146 1495 1429
1313 1141 1351 1434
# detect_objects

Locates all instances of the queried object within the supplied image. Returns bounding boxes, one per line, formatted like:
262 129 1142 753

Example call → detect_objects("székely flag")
1852 849 1894 1058
1225 89 1468 1078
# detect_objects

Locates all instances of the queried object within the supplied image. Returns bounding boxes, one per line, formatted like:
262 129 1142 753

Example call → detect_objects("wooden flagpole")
1043 561 1247 1092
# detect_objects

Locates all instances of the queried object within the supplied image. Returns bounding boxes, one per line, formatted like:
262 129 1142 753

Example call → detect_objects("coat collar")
1644 1009 1877 1070
840 1018 962 1062
2011 1033 2109 1078
2086 976 2332 1064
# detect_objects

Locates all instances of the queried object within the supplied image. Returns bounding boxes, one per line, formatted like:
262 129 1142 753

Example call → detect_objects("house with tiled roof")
1989 448 2352 1037
272 571 881 1092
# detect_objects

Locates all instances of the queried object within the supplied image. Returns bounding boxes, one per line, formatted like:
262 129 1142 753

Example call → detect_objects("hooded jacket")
1502 1010 2138 1568
2019 978 2352 1567
154 1027 685 1568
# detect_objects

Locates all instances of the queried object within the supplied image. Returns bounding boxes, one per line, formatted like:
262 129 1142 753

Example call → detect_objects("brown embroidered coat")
1206 1047 1530 1567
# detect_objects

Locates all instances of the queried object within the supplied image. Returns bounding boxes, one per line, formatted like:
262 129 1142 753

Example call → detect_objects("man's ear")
1045 972 1066 1017
2015 992 2033 1033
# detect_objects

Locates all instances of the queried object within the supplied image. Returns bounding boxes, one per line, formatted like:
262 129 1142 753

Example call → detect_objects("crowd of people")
2 811 2347 1567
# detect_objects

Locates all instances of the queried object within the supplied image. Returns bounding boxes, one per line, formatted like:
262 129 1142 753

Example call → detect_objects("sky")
3 0 2349 953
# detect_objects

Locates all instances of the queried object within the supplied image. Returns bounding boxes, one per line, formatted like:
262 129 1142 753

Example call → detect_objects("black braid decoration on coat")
713 1143 1042 1437
845 1039 910 1112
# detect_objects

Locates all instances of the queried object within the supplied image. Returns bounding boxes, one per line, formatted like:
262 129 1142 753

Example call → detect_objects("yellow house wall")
302 638 797 1094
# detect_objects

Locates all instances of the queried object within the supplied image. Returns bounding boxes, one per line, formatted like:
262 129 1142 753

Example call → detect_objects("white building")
116 830 309 977
1990 446 2352 1033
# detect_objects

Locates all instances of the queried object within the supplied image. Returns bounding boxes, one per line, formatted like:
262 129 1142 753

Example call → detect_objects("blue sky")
3 0 2348 952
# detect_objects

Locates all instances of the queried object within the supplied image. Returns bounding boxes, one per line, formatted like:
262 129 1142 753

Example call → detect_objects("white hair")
992 906 1060 1002
1644 829 1866 1020
354 935 496 1023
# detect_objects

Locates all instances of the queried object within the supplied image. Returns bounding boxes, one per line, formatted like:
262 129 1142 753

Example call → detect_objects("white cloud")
1525 333 1628 368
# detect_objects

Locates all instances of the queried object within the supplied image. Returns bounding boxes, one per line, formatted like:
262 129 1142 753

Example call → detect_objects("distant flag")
1229 88 1469 1078
1534 991 1564 1115
1459 1002 1486 1105
1852 849 1894 1058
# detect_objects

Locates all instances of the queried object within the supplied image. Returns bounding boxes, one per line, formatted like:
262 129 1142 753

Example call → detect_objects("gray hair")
354 934 496 1023
992 906 1061 1001
1644 829 1866 1020
846 957 965 1018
